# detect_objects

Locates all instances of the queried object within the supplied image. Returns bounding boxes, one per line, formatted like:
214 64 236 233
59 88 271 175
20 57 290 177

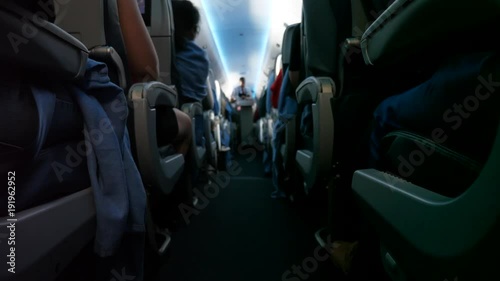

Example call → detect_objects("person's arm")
117 0 159 83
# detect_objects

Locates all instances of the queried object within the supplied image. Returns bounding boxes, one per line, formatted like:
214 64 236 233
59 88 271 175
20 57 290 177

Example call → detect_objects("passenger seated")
271 68 299 199
260 73 276 176
171 0 209 149
329 52 500 277
2 0 147 262
271 27 301 199
172 0 209 105
262 70 283 176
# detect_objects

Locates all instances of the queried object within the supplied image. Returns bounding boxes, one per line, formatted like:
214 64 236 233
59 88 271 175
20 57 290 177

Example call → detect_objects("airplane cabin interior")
1 0 500 281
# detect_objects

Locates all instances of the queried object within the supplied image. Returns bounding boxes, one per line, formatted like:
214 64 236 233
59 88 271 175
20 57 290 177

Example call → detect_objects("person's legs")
172 108 192 156
156 107 191 155
370 52 500 165
173 109 196 206
156 108 194 213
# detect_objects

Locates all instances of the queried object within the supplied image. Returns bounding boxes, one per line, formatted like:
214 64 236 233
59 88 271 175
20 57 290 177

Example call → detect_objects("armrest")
353 121 500 259
0 2 88 81
295 77 335 190
128 82 183 195
361 0 500 66
89 46 127 89
0 189 95 281
181 102 203 117
130 81 177 108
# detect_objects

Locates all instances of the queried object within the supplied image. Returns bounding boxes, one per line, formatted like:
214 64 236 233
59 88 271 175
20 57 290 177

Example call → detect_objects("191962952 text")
7 171 16 274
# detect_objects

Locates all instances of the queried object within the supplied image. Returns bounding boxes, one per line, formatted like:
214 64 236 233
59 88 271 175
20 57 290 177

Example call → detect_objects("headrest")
302 0 352 78
281 23 300 69
361 0 500 66
0 2 88 80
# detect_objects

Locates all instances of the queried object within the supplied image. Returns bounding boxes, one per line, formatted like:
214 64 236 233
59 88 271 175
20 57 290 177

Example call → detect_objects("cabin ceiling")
191 0 302 97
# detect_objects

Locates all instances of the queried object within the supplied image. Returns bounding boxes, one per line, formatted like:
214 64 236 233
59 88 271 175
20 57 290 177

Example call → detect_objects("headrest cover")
281 23 300 68
0 2 89 80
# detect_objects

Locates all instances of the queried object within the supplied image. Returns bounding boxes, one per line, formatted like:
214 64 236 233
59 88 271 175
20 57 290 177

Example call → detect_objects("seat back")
1 4 88 80
102 0 132 86
275 24 301 174
56 0 127 88
0 2 94 281
281 24 298 72
54 0 105 49
111 0 184 194
295 0 394 194
295 0 348 192
302 0 352 79
150 0 175 84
